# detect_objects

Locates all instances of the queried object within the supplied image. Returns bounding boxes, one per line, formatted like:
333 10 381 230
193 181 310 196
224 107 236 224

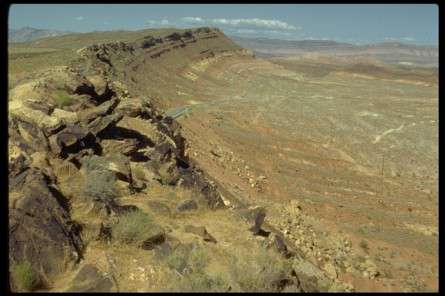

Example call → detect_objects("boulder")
116 116 164 145
86 75 108 97
51 124 92 157
238 206 267 235
105 154 132 183
140 231 166 250
9 169 83 284
101 138 140 156
66 264 116 292
178 169 225 209
88 113 123 137
10 102 63 136
157 161 181 185
273 234 293 258
52 108 79 125
78 98 119 123
114 97 152 117
13 117 50 153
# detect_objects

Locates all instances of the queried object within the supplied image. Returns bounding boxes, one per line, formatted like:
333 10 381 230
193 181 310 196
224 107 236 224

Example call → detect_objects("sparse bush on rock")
84 168 117 203
228 247 293 292
83 155 117 203
112 210 162 245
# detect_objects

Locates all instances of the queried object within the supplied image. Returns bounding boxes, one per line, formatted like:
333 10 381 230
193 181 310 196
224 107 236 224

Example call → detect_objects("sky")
9 4 438 45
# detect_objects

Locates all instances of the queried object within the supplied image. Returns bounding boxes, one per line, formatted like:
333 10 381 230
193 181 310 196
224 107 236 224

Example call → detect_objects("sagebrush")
112 210 162 245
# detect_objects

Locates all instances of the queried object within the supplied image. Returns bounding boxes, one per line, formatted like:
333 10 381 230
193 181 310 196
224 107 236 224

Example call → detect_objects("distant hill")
8 26 72 43
230 36 438 68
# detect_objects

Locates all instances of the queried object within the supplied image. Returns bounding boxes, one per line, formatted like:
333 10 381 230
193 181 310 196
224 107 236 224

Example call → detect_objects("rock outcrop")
8 56 225 289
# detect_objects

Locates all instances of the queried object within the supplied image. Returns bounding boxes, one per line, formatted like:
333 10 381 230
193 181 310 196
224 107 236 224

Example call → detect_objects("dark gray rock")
78 98 119 123
140 231 166 250
97 223 112 243
88 113 123 137
66 264 116 292
238 206 267 235
9 169 84 283
273 234 293 258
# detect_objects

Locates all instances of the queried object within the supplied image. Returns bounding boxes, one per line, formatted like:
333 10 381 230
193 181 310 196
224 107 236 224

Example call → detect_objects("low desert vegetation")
160 242 228 292
53 89 73 107
83 156 117 203
228 246 293 292
11 261 40 292
112 210 162 245
156 241 293 292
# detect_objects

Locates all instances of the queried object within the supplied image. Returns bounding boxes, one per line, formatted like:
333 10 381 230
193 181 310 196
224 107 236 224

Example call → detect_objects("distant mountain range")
230 36 438 68
8 26 72 43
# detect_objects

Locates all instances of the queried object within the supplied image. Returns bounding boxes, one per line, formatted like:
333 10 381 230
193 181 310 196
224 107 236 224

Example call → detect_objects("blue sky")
9 4 438 45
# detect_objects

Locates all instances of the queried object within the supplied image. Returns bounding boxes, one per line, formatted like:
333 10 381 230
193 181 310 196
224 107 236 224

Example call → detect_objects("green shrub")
53 89 73 107
228 247 292 292
11 261 39 292
112 210 161 245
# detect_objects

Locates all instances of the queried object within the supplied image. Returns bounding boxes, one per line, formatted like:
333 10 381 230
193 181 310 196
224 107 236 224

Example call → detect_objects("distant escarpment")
71 27 254 108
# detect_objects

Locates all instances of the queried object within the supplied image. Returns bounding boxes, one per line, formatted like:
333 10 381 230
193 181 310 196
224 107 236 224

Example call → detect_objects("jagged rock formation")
8 57 225 290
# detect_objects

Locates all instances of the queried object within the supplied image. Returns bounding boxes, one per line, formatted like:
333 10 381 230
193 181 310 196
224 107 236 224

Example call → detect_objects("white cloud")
145 19 170 26
181 17 204 23
402 37 415 41
75 16 84 21
385 36 415 42
235 29 259 34
210 18 299 30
